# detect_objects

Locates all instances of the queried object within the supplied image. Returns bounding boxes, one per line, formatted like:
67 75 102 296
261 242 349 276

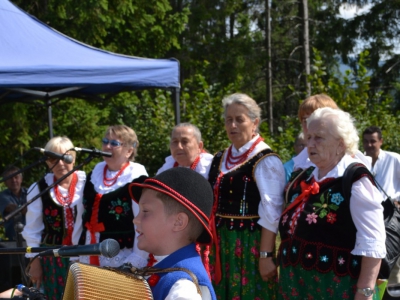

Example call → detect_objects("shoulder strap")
342 162 374 201
284 168 308 205
129 266 202 296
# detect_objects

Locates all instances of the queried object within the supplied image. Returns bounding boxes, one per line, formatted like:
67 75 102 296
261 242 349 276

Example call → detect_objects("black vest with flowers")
278 167 364 278
38 178 77 246
208 148 277 231
78 172 135 249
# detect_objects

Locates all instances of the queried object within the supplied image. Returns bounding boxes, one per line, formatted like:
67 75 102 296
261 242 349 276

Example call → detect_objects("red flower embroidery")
326 212 337 224
51 209 58 217
115 206 123 214
148 274 160 287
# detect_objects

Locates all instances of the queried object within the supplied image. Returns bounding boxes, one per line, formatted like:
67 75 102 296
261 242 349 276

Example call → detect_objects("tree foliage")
1 0 400 189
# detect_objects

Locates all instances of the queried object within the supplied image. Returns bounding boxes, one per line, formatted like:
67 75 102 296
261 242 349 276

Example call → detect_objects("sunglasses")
102 138 123 147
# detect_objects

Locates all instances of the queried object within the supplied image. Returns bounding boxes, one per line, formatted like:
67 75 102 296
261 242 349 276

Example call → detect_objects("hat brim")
129 179 213 245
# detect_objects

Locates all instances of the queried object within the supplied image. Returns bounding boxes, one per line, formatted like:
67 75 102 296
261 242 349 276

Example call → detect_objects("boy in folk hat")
129 167 216 300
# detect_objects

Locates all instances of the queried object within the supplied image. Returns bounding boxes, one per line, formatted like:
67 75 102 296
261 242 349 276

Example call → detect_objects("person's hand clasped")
28 258 43 289
259 258 277 281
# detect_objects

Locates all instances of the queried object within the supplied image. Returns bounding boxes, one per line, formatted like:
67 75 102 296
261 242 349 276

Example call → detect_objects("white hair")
307 107 359 155
172 123 202 143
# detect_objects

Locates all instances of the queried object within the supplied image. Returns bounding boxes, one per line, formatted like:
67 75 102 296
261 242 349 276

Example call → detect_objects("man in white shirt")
363 126 400 297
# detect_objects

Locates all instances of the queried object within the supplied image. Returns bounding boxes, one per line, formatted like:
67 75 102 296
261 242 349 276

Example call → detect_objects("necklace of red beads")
225 136 263 170
54 172 78 245
103 162 130 187
173 155 201 170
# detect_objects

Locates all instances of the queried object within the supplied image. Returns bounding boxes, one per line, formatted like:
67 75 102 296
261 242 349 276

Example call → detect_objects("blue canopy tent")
0 0 181 137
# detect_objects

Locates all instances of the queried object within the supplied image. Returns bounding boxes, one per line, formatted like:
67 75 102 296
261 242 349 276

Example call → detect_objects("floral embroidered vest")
208 148 277 231
278 167 362 278
78 172 135 249
38 178 76 246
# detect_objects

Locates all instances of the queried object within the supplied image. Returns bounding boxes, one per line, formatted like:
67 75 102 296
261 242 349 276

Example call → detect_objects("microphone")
33 147 73 164
17 284 46 300
73 147 112 157
39 239 120 258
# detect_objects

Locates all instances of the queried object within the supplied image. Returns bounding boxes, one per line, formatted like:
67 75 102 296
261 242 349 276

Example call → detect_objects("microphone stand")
14 222 29 286
0 156 48 184
0 153 98 226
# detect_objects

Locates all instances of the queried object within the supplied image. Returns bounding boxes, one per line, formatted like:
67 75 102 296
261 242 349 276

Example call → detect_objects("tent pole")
172 88 180 125
47 98 54 139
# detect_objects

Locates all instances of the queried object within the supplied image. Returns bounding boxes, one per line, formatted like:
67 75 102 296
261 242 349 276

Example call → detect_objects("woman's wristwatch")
356 287 375 297
259 251 274 258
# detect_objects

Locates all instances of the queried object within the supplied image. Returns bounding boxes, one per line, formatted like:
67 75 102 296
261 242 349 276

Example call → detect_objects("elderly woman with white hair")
22 136 86 300
278 107 386 300
156 122 213 179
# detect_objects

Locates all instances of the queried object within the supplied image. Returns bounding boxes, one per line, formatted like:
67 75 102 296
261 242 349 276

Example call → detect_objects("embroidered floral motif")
338 256 345 265
305 213 318 224
305 252 313 259
320 255 328 262
311 189 339 220
330 192 344 205
281 214 288 225
109 198 130 220
326 212 337 224
44 206 62 232
292 247 297 254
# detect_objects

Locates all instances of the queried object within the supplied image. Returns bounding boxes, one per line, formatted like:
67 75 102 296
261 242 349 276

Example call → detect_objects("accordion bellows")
63 263 154 300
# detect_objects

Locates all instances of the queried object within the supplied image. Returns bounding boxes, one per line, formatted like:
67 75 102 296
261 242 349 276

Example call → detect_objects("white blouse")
219 135 286 234
22 171 86 257
156 153 214 179
310 154 386 258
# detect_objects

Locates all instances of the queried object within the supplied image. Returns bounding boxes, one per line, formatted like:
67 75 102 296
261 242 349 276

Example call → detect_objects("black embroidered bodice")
278 167 369 278
208 148 277 231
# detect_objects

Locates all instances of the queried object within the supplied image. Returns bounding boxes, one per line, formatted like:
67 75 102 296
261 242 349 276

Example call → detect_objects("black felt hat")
129 168 213 244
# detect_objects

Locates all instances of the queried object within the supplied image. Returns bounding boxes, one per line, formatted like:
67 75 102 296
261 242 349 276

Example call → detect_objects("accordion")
62 263 154 300
62 262 201 300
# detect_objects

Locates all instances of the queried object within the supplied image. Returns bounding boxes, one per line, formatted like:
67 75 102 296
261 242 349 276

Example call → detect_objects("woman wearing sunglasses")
78 125 149 268
22 136 85 300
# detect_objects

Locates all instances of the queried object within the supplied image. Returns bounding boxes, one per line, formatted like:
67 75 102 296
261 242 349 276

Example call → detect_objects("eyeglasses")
102 138 123 147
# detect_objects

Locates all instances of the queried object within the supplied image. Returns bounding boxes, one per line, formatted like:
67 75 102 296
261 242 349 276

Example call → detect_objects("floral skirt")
278 263 380 299
209 226 278 300
41 256 70 300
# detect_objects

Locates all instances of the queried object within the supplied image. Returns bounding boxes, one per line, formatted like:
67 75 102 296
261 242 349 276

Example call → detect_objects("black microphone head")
100 239 120 258
63 154 74 164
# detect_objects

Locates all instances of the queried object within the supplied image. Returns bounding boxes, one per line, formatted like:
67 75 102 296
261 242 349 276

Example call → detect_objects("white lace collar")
44 170 86 204
90 161 136 194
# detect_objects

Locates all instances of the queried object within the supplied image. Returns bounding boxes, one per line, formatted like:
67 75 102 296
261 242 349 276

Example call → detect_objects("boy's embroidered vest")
278 168 362 278
150 244 216 300
78 172 134 249
208 148 276 231
38 178 77 246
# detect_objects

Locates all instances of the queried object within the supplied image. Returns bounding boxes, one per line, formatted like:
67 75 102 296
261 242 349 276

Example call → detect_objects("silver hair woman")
22 136 86 299
157 122 213 179
208 92 286 299
278 107 386 299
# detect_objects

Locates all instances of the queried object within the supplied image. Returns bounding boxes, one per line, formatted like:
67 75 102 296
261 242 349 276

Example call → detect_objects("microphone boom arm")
0 154 97 225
